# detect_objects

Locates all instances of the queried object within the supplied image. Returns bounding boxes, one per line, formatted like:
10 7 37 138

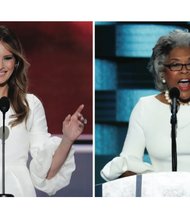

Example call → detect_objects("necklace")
164 90 190 106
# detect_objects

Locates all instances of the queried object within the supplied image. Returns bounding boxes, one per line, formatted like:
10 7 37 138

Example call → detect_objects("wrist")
62 134 74 146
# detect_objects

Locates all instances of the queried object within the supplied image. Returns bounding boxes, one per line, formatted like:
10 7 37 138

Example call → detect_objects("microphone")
169 87 180 172
0 97 13 197
0 97 10 114
169 87 180 98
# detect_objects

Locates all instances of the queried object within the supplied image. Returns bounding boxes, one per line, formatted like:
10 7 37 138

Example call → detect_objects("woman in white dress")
0 25 87 196
101 29 190 181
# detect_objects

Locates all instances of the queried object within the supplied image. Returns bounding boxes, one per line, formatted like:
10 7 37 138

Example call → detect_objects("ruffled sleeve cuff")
100 156 154 182
100 156 128 181
29 136 76 196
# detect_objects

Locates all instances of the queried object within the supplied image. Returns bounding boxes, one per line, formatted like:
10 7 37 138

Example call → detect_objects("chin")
179 95 190 103
0 79 9 87
180 89 189 95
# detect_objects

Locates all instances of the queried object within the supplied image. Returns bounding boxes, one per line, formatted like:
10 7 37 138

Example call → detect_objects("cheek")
165 72 177 86
7 62 15 72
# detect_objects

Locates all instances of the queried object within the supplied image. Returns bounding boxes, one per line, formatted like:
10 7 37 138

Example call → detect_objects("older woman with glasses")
101 29 190 181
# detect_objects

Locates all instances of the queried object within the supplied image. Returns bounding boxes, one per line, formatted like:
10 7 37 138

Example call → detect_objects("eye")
170 63 181 67
3 55 14 61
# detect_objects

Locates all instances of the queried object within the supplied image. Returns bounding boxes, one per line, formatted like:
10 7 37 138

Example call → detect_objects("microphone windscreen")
0 97 10 113
169 87 180 99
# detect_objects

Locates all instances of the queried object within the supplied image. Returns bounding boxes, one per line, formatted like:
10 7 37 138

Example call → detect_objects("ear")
15 61 19 69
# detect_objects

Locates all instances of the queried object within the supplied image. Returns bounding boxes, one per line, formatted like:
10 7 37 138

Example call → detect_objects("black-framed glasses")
164 63 190 71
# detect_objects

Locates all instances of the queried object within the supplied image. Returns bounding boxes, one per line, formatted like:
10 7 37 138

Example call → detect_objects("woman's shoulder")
25 94 46 129
132 94 161 114
130 94 161 120
26 93 44 109
138 94 158 105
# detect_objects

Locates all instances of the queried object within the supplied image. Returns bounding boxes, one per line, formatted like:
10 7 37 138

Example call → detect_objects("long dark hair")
0 25 30 127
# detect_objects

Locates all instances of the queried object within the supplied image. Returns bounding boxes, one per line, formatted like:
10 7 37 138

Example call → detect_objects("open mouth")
178 79 190 90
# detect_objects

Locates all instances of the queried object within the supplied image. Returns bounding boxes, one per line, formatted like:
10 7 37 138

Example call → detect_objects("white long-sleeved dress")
101 95 190 181
0 94 75 196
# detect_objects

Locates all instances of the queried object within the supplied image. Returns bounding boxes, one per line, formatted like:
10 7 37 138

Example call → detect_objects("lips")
178 78 190 91
0 70 6 77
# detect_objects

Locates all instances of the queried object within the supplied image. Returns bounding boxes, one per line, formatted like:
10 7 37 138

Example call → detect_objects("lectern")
96 172 190 197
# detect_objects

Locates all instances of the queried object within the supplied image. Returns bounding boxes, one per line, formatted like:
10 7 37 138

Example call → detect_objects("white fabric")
101 95 190 181
0 94 75 197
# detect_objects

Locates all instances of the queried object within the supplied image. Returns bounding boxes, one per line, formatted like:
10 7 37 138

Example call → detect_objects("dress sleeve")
28 95 76 195
100 98 154 181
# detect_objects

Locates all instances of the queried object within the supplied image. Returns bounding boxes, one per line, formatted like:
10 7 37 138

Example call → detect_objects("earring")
162 78 166 84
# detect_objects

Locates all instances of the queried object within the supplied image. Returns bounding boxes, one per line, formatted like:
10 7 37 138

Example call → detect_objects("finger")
63 114 71 123
74 104 84 115
79 116 87 125
78 114 84 121
83 118 87 124
78 121 85 128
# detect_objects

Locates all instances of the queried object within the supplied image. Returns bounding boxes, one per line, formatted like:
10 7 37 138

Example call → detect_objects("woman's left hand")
62 104 87 143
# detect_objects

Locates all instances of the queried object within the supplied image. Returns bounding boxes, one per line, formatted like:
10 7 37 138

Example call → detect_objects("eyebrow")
168 58 190 62
4 54 13 56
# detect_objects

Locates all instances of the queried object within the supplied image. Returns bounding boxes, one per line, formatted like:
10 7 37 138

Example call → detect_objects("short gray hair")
148 29 190 91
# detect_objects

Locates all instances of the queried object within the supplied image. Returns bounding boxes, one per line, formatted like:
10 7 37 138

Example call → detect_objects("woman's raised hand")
62 104 87 143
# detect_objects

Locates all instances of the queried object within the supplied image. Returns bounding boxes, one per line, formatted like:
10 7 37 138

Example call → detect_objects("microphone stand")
170 98 178 172
0 98 14 197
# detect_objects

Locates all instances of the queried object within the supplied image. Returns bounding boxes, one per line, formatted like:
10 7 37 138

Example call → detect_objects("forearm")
46 104 85 179
46 137 73 179
119 171 136 178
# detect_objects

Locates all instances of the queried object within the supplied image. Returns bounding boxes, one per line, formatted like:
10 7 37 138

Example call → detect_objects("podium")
96 172 190 197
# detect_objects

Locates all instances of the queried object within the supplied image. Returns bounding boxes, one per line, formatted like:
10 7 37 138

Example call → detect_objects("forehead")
0 41 12 55
167 47 190 60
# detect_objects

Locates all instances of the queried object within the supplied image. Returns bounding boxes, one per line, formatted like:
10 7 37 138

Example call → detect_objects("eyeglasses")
164 63 190 71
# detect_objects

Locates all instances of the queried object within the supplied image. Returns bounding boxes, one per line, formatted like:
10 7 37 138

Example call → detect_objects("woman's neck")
0 85 8 98
156 92 169 104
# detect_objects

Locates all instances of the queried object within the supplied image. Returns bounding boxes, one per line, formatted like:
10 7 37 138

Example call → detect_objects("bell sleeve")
100 98 154 181
28 94 76 195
